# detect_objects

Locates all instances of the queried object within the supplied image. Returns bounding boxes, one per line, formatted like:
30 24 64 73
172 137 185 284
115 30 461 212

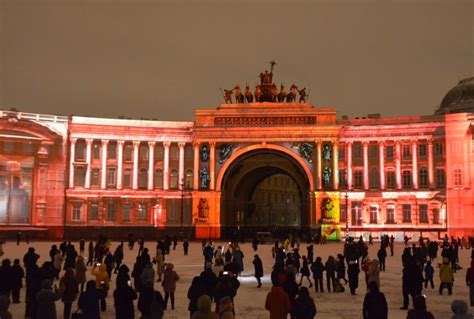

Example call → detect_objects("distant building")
0 77 473 240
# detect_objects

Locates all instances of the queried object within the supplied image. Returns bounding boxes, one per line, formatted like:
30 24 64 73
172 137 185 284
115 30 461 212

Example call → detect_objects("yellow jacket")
91 264 110 289
439 262 454 283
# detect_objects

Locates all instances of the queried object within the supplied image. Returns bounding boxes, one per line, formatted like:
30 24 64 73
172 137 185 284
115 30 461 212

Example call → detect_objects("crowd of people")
0 232 472 318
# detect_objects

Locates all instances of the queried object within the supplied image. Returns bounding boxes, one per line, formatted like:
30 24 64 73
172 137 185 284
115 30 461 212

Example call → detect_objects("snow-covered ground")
2 240 471 318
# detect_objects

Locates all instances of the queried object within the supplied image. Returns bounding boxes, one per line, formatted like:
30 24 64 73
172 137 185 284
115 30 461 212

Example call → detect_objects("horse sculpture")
278 84 287 102
254 85 262 102
245 84 253 103
287 84 298 102
234 85 244 103
271 83 278 102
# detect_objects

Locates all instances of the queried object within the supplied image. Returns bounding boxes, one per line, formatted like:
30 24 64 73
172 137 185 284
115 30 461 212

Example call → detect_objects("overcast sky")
0 0 473 121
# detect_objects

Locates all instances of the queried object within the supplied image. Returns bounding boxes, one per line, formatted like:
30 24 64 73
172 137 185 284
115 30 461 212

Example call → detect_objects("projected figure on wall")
323 143 331 161
201 145 209 162
10 176 29 224
200 168 210 189
323 166 332 187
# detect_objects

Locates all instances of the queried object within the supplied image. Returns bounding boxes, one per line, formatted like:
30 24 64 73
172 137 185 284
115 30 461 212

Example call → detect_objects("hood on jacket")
197 294 212 312
451 300 468 314
443 257 449 264
166 263 174 271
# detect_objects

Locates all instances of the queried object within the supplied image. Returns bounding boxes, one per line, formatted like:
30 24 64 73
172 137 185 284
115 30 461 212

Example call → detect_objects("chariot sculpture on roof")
221 60 311 104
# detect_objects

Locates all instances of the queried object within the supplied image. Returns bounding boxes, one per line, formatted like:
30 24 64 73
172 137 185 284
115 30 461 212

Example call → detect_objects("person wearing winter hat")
219 296 235 319
451 300 473 319
163 263 180 310
406 294 435 319
191 294 218 319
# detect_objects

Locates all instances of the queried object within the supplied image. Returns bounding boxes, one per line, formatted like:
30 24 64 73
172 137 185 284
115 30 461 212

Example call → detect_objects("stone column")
379 141 385 189
347 141 353 190
178 142 185 190
148 142 155 190
412 140 418 189
85 139 93 189
395 141 402 189
100 140 109 189
193 142 200 190
332 141 339 189
132 141 140 190
210 142 216 190
363 141 369 190
69 138 76 188
428 139 434 188
163 142 170 190
117 141 124 190
316 140 322 189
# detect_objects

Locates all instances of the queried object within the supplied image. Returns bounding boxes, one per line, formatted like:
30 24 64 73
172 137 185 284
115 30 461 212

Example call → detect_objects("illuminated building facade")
0 76 473 240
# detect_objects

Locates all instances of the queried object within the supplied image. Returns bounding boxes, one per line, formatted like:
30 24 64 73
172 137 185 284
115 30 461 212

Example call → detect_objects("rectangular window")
108 168 116 186
72 203 82 221
353 144 362 159
419 204 428 223
403 170 411 188
122 204 131 222
76 142 85 161
123 170 131 188
386 171 396 189
124 144 133 162
354 171 363 188
139 144 148 161
369 145 378 158
89 203 99 220
435 143 444 156
107 202 116 221
138 203 147 221
402 204 411 222
338 169 346 188
338 146 345 160
3 142 14 154
340 204 347 222
351 202 362 226
22 143 33 154
91 168 100 187
436 169 445 187
386 206 395 224
402 145 411 159
454 168 463 187
433 208 440 224
386 146 394 159
418 144 427 157
419 168 428 188
93 143 100 160
370 206 378 224
108 143 117 160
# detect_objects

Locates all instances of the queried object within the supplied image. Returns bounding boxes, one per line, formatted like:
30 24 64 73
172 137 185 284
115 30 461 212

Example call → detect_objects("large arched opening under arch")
218 147 312 237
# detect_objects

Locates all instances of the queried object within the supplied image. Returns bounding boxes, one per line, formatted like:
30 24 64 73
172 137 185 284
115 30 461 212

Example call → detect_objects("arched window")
185 169 193 189
75 167 85 187
369 167 379 188
154 169 163 189
139 168 148 189
170 169 178 189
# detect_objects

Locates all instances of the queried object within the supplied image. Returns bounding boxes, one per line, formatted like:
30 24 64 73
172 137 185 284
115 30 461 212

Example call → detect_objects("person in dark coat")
23 247 40 274
25 262 41 319
336 254 348 284
78 280 102 319
138 281 155 319
49 245 58 263
310 257 324 292
131 256 144 293
348 259 360 295
183 238 189 256
113 244 124 274
283 271 299 315
10 258 24 303
299 256 313 288
79 238 85 256
59 268 79 319
292 286 317 319
113 276 138 319
377 246 387 272
116 264 131 288
104 252 115 280
253 254 264 288
199 267 218 301
203 243 214 270
35 279 61 319
362 281 388 319
401 256 424 310
64 244 78 270
325 256 337 292
406 294 435 319
0 259 13 300
187 276 206 319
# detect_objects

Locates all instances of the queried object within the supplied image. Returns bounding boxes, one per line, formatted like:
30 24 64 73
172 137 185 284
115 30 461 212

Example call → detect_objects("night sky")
0 0 473 121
